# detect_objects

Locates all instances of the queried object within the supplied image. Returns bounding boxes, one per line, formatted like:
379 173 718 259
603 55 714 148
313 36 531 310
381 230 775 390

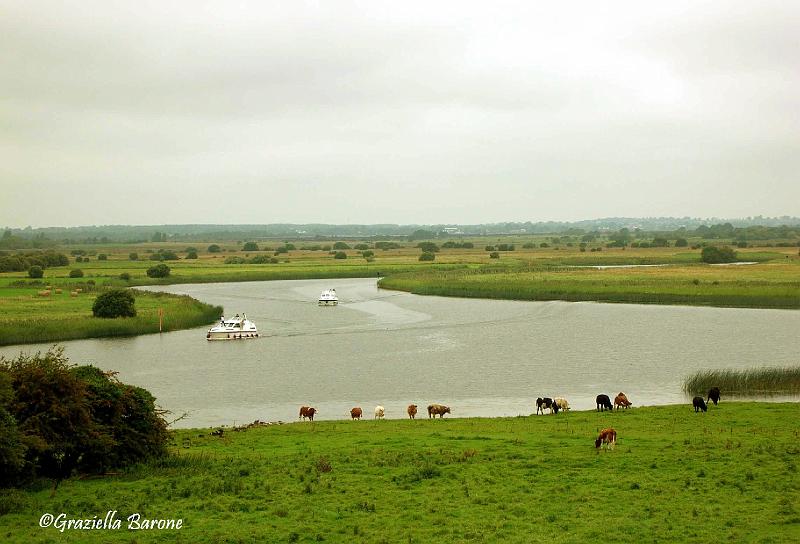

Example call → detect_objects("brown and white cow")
427 404 450 418
350 407 362 420
407 404 418 419
595 428 617 450
299 406 317 421
614 392 632 410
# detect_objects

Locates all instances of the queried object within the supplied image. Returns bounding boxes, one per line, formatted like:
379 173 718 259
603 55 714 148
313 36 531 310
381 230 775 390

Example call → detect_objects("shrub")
333 242 351 250
539 243 549 248
69 269 84 278
207 244 221 253
701 246 737 264
485 245 495 251
0 371 25 484
374 242 400 250
321 245 332 251
354 243 370 250
334 251 347 259
75 256 83 263
249 255 273 264
97 254 108 261
119 272 131 281
146 263 170 278
184 247 197 253
224 256 247 264
129 252 138 261
736 241 748 248
361 250 374 258
417 242 439 253
185 251 198 259
92 289 136 318
419 252 435 261
675 238 688 247
490 252 500 259
27 266 43 279
522 243 535 249
242 242 259 251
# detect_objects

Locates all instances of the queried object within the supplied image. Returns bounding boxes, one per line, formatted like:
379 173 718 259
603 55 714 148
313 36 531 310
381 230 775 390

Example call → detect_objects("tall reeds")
683 367 800 396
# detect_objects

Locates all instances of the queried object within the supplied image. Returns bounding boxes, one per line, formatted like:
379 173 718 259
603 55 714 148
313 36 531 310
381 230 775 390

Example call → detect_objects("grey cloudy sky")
1 1 798 227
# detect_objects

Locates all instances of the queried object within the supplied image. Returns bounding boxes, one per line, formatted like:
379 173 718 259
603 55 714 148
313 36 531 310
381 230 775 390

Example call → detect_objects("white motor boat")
318 289 338 306
206 314 259 340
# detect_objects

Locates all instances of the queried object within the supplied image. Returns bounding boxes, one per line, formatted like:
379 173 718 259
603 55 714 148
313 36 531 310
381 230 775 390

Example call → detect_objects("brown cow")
299 406 317 421
595 428 617 450
427 404 450 418
407 404 418 419
614 392 632 410
350 407 362 420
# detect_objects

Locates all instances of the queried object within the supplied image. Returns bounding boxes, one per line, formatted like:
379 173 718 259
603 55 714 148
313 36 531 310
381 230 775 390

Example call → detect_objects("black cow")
707 387 721 406
596 394 613 412
693 396 707 413
536 397 559 415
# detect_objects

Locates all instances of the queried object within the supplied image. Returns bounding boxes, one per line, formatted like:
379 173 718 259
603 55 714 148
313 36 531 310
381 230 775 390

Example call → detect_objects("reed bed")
683 367 800 396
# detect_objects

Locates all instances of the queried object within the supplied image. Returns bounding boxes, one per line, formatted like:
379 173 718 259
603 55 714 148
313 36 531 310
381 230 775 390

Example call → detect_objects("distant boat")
318 289 338 306
206 314 259 340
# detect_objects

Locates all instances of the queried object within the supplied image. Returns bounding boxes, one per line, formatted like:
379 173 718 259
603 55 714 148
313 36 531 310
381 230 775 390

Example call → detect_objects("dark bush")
419 252 435 261
119 272 131 281
242 242 259 251
522 243 535 249
490 252 500 259
146 263 170 278
97 254 108 261
0 371 25 484
69 269 84 278
207 244 221 253
417 242 439 253
736 241 748 248
334 251 347 259
354 243 370 250
185 251 198 259
92 289 136 318
361 250 374 258
333 242 351 250
485 245 495 251
675 238 688 247
374 242 400 250
249 255 273 264
701 246 737 264
27 266 43 279
129 252 138 261
75 256 83 263
224 256 247 264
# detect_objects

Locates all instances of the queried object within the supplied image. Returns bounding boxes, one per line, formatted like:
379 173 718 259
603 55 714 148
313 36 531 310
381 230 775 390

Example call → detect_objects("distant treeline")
2 217 800 244
0 250 70 272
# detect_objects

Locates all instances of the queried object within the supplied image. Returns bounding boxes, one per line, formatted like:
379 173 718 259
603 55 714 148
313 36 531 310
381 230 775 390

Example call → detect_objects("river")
1 278 798 427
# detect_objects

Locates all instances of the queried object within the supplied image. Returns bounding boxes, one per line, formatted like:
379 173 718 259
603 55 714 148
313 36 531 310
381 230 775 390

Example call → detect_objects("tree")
28 265 43 279
207 244 221 253
97 253 107 260
419 252 435 261
69 269 84 278
701 246 737 264
333 242 351 250
490 251 500 259
185 251 198 259
408 229 435 241
92 289 136 318
416 242 439 253
129 252 138 261
146 263 170 278
242 242 259 251
675 238 688 247
333 251 347 259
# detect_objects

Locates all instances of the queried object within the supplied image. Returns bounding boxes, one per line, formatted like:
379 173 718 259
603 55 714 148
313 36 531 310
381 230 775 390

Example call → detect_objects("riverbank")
0 289 221 346
378 261 800 309
1 402 797 542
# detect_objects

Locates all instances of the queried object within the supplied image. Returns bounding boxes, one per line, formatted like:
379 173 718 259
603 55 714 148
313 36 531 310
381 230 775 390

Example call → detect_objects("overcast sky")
1 1 798 227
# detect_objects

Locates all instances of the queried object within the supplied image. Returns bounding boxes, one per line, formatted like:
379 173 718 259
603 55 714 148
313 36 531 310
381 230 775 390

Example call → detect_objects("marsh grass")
683 367 800 396
0 403 798 543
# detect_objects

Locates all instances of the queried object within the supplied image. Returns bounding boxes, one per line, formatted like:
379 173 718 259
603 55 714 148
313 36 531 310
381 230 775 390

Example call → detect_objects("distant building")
441 227 463 235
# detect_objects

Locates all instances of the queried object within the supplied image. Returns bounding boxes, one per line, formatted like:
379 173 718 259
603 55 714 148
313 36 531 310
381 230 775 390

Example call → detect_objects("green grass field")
1 403 798 543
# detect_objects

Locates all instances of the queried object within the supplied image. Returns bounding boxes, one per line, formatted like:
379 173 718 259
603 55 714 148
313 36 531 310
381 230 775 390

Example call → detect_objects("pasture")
0 402 798 543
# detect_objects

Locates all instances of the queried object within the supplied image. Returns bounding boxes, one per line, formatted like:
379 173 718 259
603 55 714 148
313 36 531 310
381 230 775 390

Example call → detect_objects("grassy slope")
1 403 798 543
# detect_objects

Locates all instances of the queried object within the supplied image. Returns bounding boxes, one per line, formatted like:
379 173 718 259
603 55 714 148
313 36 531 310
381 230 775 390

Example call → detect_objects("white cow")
374 405 385 419
554 398 570 412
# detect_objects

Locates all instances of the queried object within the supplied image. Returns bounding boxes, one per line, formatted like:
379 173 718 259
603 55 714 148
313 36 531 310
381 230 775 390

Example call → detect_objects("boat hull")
318 300 338 306
206 331 259 340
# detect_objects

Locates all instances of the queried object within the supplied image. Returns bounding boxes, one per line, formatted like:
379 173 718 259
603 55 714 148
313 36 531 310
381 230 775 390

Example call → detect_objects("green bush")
701 246 737 264
242 242 259 251
0 371 25 484
27 266 43 279
490 252 500 259
416 242 439 253
129 252 138 261
75 256 83 263
224 256 247 264
419 252 435 261
207 244 221 253
361 250 374 258
185 251 198 259
69 269 84 278
354 243 370 250
97 254 108 261
333 242 351 250
92 289 136 318
334 251 347 260
146 263 170 278
119 272 131 281
675 238 688 247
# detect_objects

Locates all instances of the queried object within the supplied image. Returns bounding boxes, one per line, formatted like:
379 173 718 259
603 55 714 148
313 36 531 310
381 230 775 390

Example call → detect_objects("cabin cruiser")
318 288 338 306
206 314 259 340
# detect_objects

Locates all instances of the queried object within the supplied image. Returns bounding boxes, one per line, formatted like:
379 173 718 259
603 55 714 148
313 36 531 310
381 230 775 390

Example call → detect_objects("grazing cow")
350 407 362 420
536 397 559 415
407 404 418 419
554 398 570 412
596 394 613 412
374 405 385 419
614 392 632 410
427 404 451 418
693 397 707 413
707 387 721 406
595 428 617 450
299 406 317 421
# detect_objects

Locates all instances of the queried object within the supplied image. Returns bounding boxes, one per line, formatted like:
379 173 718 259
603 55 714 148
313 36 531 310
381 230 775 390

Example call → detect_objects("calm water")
1 278 798 427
